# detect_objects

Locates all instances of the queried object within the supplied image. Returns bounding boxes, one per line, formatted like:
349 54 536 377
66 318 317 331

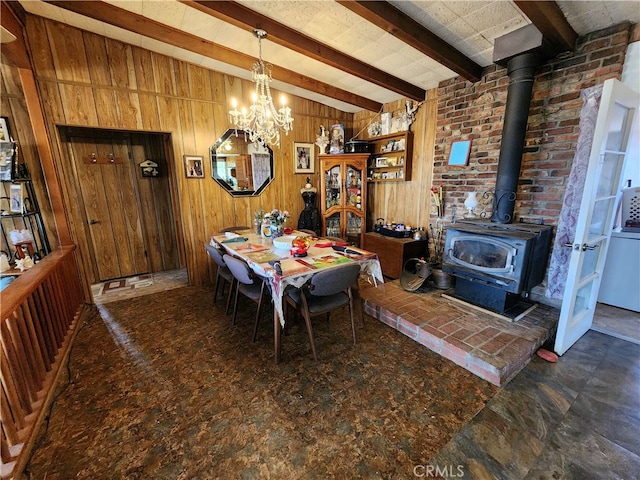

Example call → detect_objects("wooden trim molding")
0 1 30 68
18 68 73 246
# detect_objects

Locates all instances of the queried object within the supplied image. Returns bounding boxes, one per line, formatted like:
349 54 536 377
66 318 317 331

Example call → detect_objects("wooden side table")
363 232 428 279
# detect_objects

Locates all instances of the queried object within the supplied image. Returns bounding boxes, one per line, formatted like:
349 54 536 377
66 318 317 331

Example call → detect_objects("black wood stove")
443 220 553 316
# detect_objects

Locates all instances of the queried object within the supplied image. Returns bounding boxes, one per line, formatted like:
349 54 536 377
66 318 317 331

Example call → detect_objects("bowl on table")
272 235 297 250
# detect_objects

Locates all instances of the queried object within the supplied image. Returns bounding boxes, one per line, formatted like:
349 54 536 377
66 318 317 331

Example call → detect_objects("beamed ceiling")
5 0 640 112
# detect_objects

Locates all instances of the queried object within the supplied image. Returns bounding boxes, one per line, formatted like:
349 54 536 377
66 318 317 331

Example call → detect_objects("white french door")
555 79 639 355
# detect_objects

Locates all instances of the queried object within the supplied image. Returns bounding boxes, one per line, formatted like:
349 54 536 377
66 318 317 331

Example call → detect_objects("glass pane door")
324 165 341 210
325 212 341 238
345 163 363 211
345 212 363 247
555 79 639 355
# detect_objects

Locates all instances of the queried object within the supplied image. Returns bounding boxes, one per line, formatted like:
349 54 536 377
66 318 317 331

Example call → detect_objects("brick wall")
433 22 633 225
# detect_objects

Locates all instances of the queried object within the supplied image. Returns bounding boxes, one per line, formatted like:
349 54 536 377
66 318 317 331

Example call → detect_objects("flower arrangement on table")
253 209 265 234
263 208 290 237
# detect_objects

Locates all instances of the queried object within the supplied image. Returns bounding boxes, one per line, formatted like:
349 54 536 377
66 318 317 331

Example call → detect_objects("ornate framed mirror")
210 129 274 196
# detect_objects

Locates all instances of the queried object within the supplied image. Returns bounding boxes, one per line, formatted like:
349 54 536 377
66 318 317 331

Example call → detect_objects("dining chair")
219 226 250 233
284 262 363 360
223 254 269 342
204 244 234 314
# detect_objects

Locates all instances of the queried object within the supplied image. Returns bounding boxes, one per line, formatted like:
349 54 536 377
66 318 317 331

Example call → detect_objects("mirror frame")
210 129 274 196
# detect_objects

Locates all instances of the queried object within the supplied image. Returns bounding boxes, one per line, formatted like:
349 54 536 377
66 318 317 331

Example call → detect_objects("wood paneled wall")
353 91 438 232
23 16 352 287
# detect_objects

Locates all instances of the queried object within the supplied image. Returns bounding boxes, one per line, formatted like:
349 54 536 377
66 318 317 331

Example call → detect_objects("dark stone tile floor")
22 285 497 479
431 330 640 479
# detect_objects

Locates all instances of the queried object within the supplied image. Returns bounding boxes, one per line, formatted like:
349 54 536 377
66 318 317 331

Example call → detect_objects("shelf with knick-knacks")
367 131 413 182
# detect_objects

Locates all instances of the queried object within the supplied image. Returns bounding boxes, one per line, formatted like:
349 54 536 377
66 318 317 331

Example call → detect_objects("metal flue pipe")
491 51 541 224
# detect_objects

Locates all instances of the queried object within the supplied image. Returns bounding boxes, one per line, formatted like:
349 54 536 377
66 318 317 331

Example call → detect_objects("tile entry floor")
91 269 188 304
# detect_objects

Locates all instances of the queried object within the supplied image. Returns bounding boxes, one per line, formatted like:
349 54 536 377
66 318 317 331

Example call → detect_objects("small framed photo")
294 142 314 173
448 140 472 166
184 155 204 178
0 141 16 181
376 157 388 168
0 117 11 142
10 183 22 213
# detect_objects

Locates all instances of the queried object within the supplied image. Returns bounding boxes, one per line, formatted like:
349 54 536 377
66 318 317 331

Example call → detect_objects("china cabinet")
319 154 368 247
367 131 413 182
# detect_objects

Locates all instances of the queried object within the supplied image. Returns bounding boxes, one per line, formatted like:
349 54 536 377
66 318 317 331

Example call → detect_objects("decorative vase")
271 224 284 238
261 218 272 238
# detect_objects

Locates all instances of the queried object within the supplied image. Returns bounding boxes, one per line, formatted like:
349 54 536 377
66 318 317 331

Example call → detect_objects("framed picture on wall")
448 140 472 166
0 141 16 181
293 142 314 173
0 117 11 142
184 155 204 178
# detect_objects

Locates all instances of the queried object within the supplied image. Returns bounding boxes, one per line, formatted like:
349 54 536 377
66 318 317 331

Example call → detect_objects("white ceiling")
17 0 640 112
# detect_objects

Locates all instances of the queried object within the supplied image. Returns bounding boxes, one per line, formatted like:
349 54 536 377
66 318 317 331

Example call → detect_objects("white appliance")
598 187 640 312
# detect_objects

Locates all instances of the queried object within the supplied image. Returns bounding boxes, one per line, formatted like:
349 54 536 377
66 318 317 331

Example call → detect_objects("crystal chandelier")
229 29 293 147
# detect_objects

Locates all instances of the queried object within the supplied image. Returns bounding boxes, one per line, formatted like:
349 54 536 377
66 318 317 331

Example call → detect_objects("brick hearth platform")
359 280 559 386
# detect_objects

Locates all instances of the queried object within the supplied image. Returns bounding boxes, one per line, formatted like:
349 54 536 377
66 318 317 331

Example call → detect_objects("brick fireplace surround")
360 281 558 386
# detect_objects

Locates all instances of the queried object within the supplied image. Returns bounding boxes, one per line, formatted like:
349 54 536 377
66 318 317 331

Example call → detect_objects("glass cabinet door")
325 212 341 237
345 163 363 211
324 164 341 210
345 211 363 246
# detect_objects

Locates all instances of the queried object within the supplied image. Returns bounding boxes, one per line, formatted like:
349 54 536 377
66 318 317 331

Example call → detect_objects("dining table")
210 229 384 363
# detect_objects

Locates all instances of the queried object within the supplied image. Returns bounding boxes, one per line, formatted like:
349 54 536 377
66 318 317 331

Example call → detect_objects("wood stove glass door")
555 79 639 355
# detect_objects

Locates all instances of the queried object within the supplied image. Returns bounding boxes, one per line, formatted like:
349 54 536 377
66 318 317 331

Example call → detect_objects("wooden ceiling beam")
337 0 482 83
1 1 30 69
514 1 578 53
46 1 383 112
186 0 426 101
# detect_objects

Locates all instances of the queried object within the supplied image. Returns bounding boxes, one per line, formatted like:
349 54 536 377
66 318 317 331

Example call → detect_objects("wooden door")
69 136 148 281
235 154 252 189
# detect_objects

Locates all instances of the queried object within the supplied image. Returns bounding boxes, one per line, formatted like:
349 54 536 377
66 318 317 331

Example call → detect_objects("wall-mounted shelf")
367 131 413 182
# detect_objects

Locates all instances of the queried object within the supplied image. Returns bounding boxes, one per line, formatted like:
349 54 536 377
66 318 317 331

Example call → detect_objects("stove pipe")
491 52 541 224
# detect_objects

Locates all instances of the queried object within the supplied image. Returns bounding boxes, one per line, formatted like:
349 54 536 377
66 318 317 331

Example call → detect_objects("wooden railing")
1 246 85 479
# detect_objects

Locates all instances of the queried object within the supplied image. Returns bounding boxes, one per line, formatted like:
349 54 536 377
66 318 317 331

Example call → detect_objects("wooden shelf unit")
367 131 413 182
